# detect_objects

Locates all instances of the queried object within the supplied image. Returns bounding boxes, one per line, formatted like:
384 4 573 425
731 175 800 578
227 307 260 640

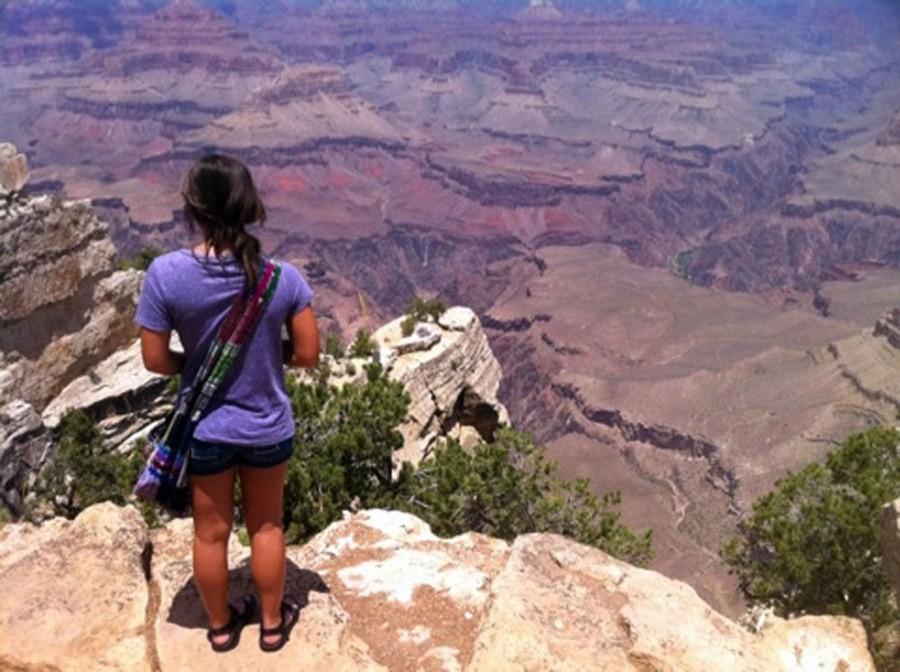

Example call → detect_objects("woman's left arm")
139 327 185 376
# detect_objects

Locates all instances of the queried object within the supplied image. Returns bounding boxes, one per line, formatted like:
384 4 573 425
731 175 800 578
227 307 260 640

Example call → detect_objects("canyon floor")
2 0 900 613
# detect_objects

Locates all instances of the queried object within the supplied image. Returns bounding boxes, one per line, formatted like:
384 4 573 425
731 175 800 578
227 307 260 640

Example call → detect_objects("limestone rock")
882 498 900 596
467 533 874 672
0 399 52 515
292 509 511 672
0 503 150 671
0 188 142 409
374 307 510 466
393 322 442 355
0 504 876 671
42 337 180 448
0 143 29 197
151 516 387 672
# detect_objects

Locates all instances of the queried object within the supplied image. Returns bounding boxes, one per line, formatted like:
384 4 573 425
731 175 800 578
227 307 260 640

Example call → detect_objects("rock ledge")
0 503 877 672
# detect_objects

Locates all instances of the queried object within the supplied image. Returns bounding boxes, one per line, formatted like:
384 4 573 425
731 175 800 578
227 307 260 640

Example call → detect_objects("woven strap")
189 261 281 422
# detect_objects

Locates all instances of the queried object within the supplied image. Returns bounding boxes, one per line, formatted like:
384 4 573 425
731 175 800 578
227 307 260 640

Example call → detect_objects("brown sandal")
259 599 300 653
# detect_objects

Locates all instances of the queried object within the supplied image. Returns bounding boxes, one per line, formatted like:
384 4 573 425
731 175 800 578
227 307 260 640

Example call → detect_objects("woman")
134 154 320 653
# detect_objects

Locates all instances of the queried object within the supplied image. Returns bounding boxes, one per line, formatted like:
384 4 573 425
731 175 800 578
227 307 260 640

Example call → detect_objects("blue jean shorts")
188 435 295 476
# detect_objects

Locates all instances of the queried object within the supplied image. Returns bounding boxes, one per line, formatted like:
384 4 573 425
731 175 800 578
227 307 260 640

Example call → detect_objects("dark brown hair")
182 154 266 289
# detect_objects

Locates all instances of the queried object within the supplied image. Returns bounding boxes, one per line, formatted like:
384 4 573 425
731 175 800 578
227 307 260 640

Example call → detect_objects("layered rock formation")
0 143 143 513
373 306 510 465
0 502 877 671
0 145 141 410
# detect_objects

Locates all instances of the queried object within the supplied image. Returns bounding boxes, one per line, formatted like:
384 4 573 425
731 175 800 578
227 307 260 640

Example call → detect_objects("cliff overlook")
0 502 877 672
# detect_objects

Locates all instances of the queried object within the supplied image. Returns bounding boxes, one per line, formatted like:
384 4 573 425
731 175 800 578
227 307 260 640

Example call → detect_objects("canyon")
1 0 900 616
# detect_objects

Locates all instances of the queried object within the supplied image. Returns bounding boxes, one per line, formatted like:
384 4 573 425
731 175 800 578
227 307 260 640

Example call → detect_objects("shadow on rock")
167 558 330 629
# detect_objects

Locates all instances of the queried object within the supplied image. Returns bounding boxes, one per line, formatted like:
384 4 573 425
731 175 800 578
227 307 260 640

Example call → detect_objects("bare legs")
239 462 288 645
190 462 288 647
191 467 236 646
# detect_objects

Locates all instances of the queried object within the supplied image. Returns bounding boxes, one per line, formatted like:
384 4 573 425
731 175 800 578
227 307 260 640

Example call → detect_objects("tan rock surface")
0 504 877 671
468 533 875 672
0 503 150 671
150 517 386 672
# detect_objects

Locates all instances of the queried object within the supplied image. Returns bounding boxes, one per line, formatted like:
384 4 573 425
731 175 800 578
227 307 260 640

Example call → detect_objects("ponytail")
182 154 267 290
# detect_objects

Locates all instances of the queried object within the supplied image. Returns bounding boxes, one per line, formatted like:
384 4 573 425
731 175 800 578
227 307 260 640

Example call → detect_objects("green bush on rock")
723 427 900 669
32 410 159 526
282 365 652 566
30 368 652 568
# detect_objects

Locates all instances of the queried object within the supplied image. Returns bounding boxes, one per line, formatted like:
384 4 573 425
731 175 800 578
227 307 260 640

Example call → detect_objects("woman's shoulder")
270 258 310 284
142 249 190 281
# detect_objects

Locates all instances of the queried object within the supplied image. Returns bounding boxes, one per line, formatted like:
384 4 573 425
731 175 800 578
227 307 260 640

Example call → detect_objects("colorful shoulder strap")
186 259 282 423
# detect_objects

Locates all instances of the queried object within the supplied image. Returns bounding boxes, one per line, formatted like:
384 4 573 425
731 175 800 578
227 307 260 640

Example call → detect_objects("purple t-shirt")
134 249 314 446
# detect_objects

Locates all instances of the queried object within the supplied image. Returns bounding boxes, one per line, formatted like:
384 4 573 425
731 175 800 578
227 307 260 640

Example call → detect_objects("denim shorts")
188 435 295 476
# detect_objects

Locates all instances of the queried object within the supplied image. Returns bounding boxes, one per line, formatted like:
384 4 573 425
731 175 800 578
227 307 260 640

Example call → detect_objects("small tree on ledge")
401 295 448 336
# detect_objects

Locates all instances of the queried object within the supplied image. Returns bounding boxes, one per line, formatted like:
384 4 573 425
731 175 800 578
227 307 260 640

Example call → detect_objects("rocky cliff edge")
0 503 876 672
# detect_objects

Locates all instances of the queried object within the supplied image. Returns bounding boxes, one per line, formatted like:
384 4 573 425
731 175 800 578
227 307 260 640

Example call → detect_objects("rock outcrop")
882 498 900 598
0 503 877 671
874 309 900 350
0 504 150 671
0 142 144 514
374 306 510 466
41 337 180 448
0 144 142 410
0 144 29 197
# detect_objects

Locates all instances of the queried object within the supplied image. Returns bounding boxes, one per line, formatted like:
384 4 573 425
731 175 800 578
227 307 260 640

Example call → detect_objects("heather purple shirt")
134 249 314 446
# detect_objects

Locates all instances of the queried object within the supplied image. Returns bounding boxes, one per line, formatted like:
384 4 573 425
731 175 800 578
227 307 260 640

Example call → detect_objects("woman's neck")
193 243 234 256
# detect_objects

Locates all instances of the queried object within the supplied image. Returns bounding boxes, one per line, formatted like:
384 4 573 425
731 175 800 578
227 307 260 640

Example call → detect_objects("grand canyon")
1 0 900 616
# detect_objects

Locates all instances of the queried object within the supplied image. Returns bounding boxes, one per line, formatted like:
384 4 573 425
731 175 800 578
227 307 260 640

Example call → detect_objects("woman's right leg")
239 461 288 642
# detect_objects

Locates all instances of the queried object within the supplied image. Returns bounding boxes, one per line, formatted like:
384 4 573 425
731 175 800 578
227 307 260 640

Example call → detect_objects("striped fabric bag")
133 259 282 514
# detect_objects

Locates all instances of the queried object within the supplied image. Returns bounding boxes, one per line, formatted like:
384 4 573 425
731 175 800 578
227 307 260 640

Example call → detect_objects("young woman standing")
134 154 320 653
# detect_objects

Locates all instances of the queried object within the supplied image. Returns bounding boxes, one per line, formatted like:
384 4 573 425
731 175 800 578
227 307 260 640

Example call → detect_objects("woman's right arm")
284 305 320 369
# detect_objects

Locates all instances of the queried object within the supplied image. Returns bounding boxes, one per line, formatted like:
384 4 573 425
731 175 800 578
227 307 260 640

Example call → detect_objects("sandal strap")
260 600 299 636
208 606 239 638
208 595 257 637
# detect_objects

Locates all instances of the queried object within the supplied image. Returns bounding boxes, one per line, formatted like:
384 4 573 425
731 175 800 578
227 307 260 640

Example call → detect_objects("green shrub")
723 427 900 668
400 314 417 337
403 296 448 336
392 429 653 566
324 334 345 359
117 246 162 272
33 410 160 527
34 371 652 571
283 363 407 541
282 367 652 566
349 329 376 358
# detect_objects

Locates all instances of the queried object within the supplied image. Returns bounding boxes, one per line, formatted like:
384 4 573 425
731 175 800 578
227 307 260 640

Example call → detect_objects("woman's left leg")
191 467 236 641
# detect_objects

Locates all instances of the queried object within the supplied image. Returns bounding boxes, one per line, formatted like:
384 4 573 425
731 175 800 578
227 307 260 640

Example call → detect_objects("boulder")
467 533 874 672
0 503 150 671
374 307 510 466
0 143 29 197
0 503 876 671
882 498 900 596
